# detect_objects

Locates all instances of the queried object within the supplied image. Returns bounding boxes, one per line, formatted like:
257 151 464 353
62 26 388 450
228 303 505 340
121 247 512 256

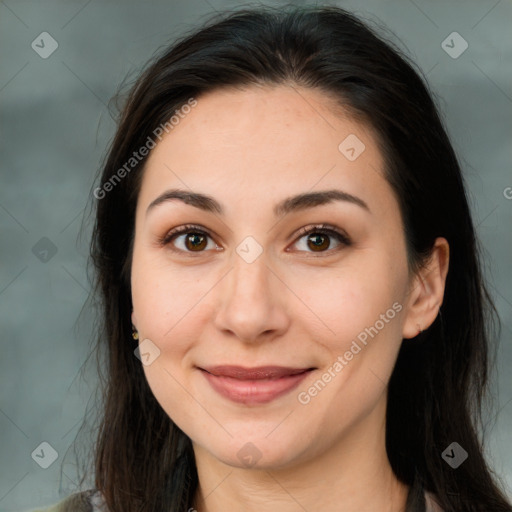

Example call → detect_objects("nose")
212 252 290 344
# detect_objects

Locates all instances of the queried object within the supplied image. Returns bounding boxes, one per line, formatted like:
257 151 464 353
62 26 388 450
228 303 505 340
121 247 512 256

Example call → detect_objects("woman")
29 5 512 512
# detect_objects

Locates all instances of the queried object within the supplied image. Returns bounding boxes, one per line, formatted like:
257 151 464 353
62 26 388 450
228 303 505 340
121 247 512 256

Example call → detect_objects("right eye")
160 224 220 254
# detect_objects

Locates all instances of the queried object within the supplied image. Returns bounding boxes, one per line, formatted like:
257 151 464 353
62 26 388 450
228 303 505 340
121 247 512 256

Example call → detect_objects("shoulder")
22 489 105 512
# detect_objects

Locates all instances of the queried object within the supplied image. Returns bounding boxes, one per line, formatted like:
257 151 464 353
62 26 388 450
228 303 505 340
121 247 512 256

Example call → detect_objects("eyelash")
159 223 352 256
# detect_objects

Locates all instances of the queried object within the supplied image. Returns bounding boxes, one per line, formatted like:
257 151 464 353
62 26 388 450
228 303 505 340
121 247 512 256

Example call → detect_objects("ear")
131 310 137 329
402 237 450 339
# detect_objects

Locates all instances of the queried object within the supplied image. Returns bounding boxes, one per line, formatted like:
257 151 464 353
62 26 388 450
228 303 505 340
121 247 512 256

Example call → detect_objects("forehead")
137 85 395 219
152 85 371 157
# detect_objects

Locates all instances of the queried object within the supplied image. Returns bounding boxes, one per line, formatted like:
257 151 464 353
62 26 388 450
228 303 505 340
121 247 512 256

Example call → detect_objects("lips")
198 365 315 405
200 365 313 380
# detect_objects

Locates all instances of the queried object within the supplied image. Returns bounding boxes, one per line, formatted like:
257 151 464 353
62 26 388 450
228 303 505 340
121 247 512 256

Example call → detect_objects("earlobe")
402 237 449 339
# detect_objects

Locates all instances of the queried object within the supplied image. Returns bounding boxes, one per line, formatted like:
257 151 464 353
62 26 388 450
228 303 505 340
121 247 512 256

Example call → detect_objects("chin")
192 428 310 471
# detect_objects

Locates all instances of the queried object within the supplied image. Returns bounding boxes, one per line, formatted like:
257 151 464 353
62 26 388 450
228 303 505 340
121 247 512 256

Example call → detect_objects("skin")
130 85 449 512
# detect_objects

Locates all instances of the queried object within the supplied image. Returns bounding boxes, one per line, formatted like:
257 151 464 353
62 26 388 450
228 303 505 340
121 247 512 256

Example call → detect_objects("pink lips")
199 365 315 405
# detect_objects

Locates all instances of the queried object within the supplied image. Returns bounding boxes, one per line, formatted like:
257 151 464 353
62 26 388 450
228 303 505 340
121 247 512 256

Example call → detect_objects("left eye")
291 225 351 253
160 224 351 255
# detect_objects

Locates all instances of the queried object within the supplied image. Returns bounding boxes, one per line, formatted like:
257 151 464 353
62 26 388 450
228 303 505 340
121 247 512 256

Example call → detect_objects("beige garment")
27 489 446 511
425 491 444 512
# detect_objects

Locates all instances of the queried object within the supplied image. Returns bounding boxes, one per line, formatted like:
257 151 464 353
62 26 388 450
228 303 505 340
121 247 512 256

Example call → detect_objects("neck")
191 396 410 512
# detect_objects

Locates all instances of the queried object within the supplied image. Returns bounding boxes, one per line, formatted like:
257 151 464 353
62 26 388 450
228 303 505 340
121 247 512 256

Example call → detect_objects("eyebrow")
146 188 370 217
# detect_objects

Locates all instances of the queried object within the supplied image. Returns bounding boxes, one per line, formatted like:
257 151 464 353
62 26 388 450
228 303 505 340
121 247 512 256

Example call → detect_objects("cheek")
295 260 403 349
131 260 208 428
142 362 207 437
131 254 215 351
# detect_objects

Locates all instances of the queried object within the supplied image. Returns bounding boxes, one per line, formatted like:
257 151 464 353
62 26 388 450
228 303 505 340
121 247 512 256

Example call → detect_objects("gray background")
1 0 511 510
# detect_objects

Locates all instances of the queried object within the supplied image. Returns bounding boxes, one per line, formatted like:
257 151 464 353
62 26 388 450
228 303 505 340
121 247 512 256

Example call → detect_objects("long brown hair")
77 5 512 511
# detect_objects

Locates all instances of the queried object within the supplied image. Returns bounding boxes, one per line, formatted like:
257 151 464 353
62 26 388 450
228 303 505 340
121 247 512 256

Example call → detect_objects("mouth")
197 365 316 405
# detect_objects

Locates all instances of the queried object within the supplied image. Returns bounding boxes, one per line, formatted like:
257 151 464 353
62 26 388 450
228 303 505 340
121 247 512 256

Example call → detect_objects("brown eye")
306 233 331 252
183 232 208 251
160 223 350 256
292 225 351 254
161 225 217 254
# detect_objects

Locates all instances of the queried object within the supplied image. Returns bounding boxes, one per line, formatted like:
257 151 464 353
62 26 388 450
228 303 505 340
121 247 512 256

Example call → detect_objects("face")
130 85 415 469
